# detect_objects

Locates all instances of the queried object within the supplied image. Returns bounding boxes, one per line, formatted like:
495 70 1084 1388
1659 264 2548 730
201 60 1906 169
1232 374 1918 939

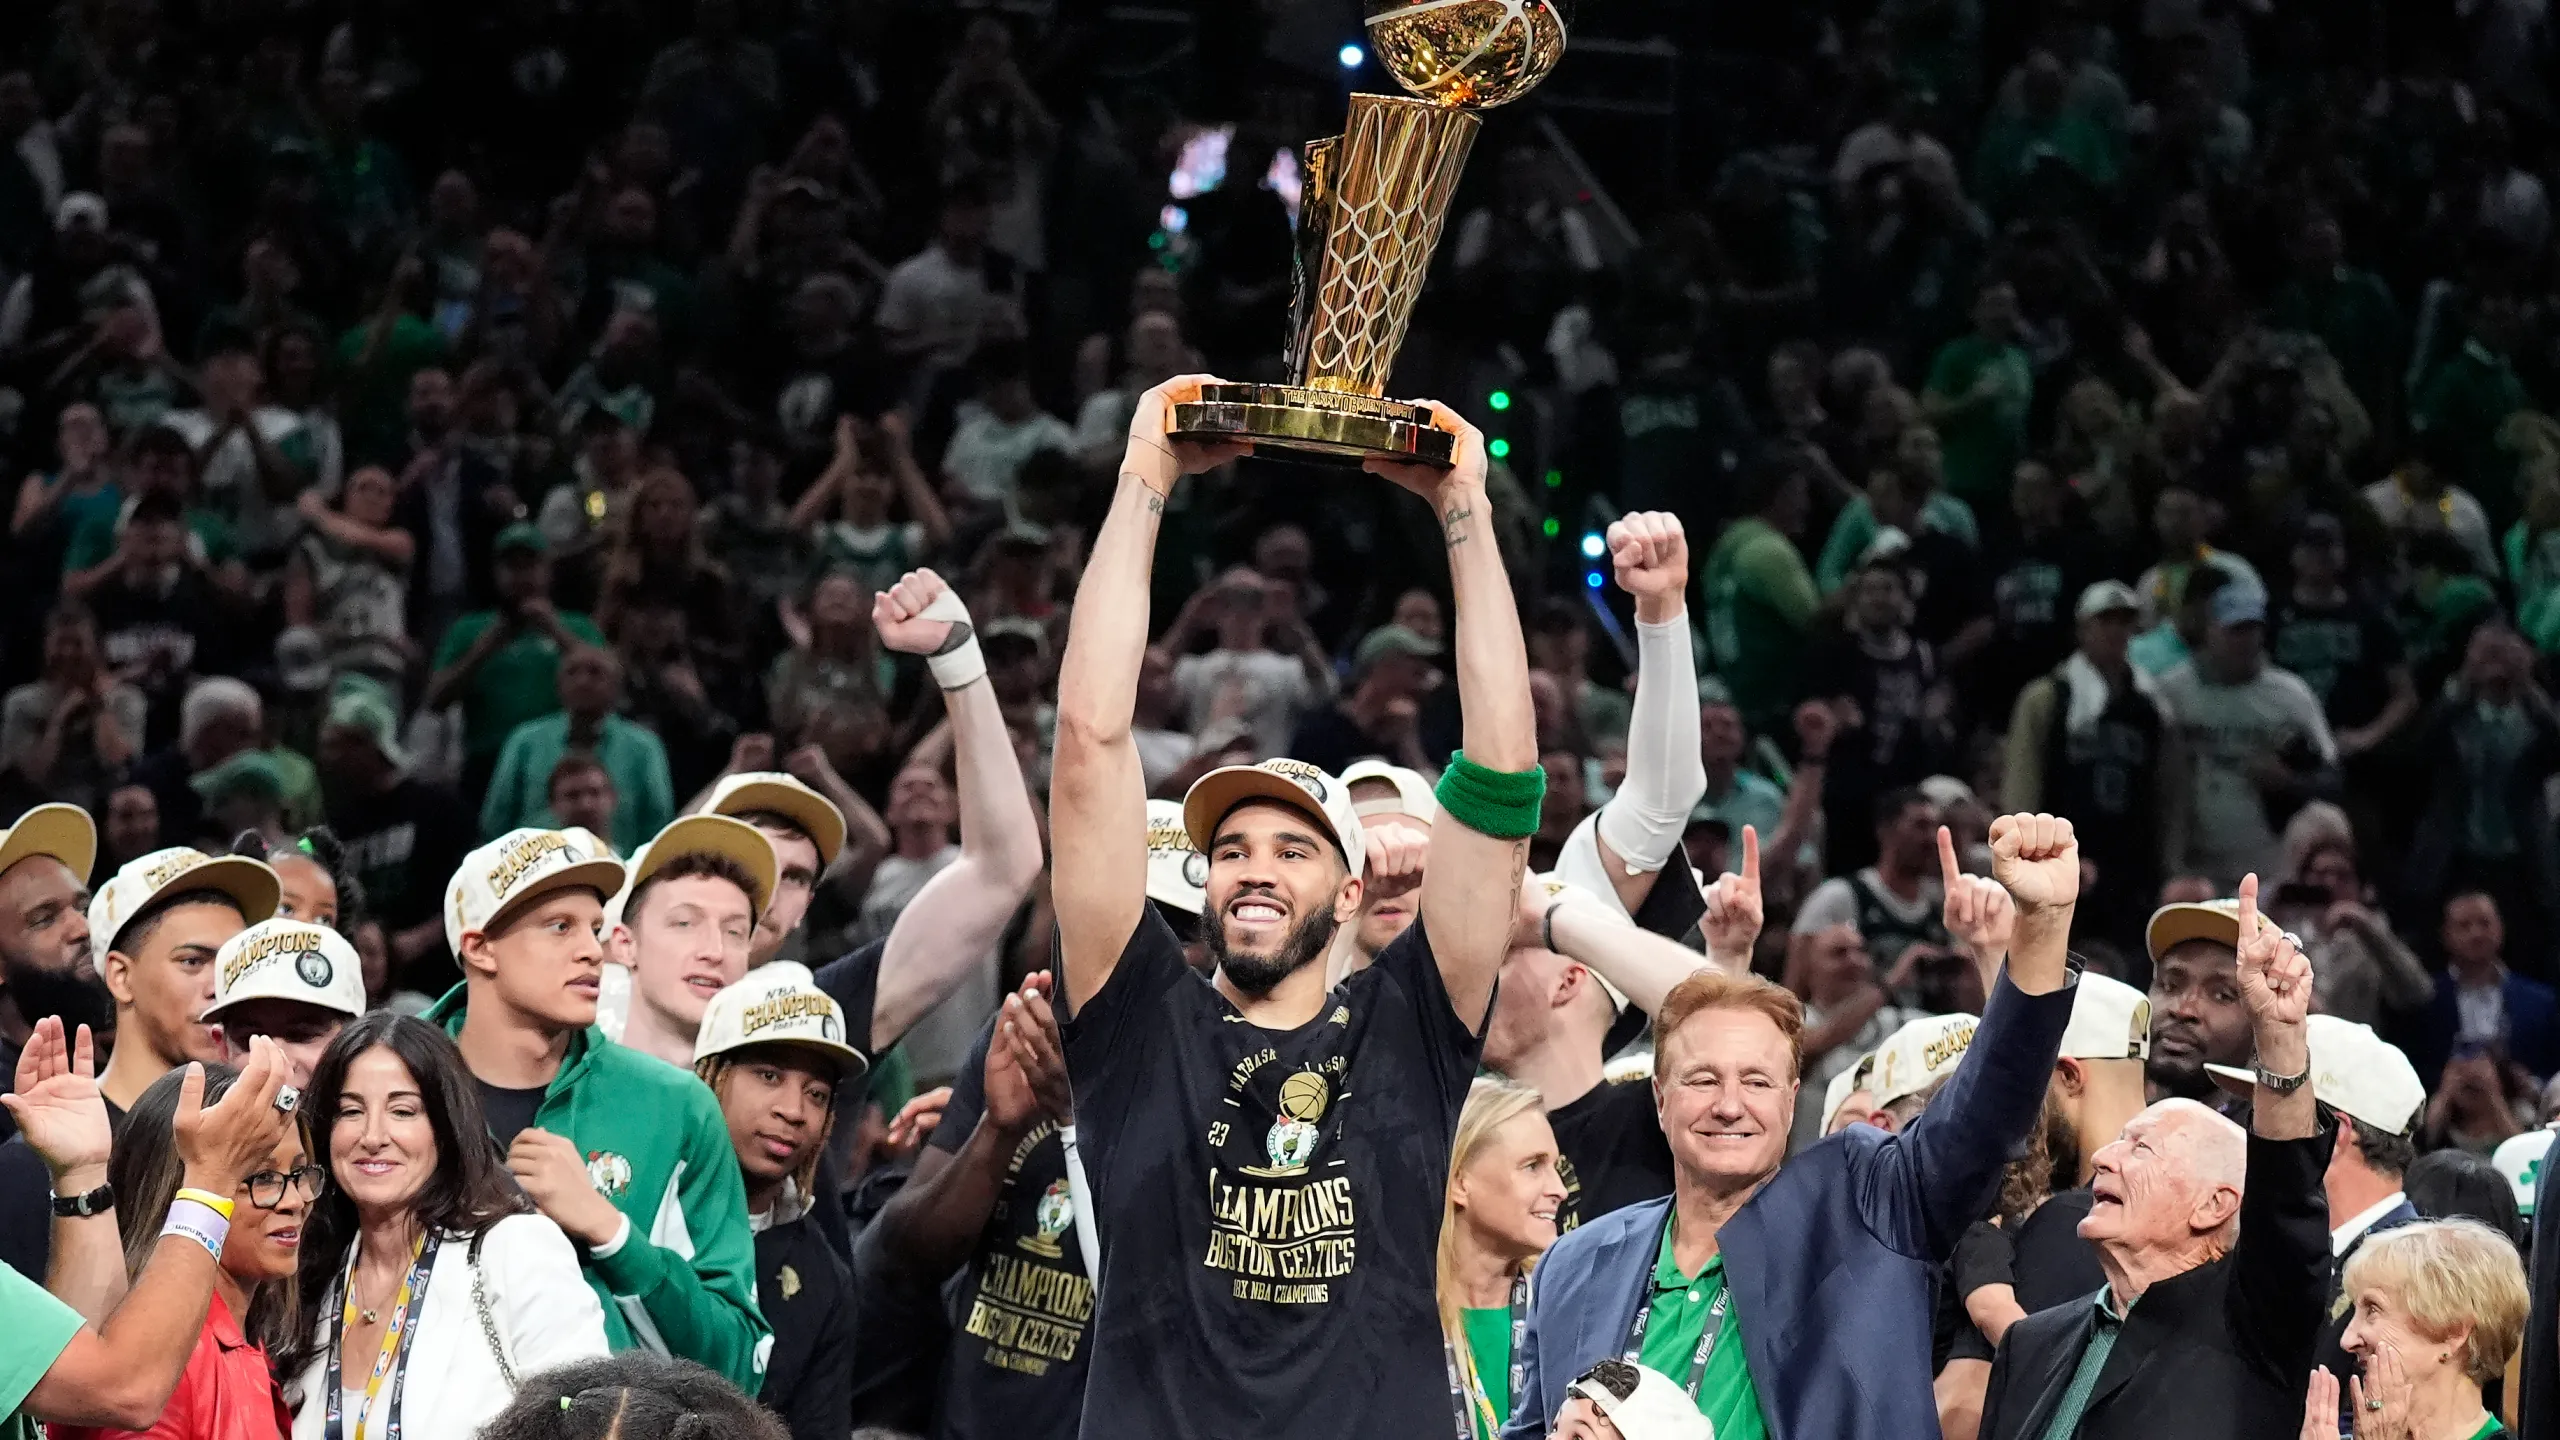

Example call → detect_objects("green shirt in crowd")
1704 517 1820 736
1635 1220 1767 1440
0 1257 85 1440
431 609 608 760
480 710 676 855
1923 333 2034 510
2413 340 2531 501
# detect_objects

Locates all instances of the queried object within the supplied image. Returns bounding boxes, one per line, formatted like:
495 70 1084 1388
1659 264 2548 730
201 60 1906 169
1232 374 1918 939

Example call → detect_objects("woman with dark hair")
479 1353 787 1440
2409 1147 2529 1248
232 827 368 933
276 1014 607 1440
54 1061 314 1440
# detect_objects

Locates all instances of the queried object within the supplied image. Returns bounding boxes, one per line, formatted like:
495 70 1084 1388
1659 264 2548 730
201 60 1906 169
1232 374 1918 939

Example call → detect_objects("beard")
1 956 112 1038
1206 900 1339 998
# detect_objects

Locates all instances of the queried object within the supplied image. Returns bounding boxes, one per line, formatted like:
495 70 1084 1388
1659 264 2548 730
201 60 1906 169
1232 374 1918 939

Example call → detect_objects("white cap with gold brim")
1144 798 1208 916
694 960 868 1079
1824 1049 1879 1128
606 814 780 932
2146 898 2241 962
91 847 281 965
0 804 96 888
1182 758 1366 877
701 771 848 870
444 829 628 955
1340 759 1437 827
2059 972 2152 1061
204 917 365 1022
2203 1013 2424 1136
1869 1012 1980 1109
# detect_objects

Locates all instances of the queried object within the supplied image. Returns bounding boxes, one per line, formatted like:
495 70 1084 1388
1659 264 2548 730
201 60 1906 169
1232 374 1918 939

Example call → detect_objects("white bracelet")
920 589 986 691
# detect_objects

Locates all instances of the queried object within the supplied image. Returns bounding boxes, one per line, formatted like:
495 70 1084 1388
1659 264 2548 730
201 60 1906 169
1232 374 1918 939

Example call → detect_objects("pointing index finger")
1740 825 1760 884
2236 872 2260 942
1937 825 1960 888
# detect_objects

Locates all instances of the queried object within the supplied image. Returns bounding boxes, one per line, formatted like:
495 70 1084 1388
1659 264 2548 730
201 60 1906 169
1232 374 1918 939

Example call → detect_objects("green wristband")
1433 751 1546 840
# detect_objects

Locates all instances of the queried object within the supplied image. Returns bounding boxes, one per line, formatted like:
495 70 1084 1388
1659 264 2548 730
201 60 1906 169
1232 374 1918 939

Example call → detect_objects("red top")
54 1293 290 1440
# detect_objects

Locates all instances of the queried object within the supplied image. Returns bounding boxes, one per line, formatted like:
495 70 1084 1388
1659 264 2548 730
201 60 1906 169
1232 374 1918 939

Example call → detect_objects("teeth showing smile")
1231 901 1285 923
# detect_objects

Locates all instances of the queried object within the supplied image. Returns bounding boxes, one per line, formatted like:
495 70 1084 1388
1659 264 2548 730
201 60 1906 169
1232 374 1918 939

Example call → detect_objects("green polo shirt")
2039 1286 2128 1440
1636 1223 1768 1440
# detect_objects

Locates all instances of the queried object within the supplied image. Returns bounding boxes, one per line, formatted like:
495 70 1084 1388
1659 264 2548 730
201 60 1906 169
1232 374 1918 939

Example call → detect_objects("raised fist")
873 569 963 656
1987 812 2079 915
1608 511 1689 616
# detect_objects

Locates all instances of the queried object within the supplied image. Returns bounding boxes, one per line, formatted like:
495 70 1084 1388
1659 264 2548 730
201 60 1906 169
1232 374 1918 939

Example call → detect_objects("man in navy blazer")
2410 891 2560 1088
1502 816 2083 1440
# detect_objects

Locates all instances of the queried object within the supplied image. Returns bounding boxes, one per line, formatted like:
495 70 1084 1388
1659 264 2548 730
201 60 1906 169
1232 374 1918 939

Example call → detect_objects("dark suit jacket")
2313 1196 2421 1426
2522 1153 2560 1440
1978 1127 2336 1440
1502 971 2076 1440
2412 971 2560 1089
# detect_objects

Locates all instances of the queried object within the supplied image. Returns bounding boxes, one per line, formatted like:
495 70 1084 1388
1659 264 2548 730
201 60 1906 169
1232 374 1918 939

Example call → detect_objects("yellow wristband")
175 1188 235 1221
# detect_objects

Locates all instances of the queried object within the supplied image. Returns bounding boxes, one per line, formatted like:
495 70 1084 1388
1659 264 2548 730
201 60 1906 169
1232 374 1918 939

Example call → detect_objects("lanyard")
1624 1272 1733 1401
1446 1274 1530 1440
325 1232 441 1440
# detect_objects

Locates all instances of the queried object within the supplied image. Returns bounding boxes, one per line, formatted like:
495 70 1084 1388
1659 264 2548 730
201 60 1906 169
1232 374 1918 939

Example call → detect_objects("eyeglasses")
242 1165 326 1209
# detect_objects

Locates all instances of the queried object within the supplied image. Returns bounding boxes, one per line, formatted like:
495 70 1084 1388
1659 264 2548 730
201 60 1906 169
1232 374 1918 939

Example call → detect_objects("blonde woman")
1440 1078 1569 1440
2302 1218 2529 1440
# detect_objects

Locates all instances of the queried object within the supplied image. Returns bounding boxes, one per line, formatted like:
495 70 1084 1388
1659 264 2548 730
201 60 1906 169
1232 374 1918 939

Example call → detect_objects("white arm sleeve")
1594 613 1707 875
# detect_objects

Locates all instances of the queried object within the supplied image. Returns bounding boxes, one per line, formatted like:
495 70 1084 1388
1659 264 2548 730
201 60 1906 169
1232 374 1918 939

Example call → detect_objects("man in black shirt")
82 492 235 745
318 684 472 994
1981 460 2107 720
2269 512 2419 831
1049 383 1536 1439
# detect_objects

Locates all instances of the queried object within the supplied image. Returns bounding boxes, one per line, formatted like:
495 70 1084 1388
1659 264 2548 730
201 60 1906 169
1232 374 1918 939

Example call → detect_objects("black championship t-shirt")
1546 1077 1672 1234
2270 593 2404 733
808 938 887 1261
929 1024 1092 1440
1068 907 1484 1439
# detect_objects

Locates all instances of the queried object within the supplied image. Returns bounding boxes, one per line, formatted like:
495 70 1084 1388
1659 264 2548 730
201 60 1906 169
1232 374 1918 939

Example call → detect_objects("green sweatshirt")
427 986 770 1392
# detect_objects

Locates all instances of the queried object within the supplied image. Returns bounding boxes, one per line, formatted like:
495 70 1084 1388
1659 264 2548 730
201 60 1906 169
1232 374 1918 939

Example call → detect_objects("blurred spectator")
1151 566 1331 759
131 675 322 848
2415 890 2560 1091
2288 841 2433 1029
481 643 673 854
282 465 413 707
1526 600 1631 750
1918 279 2033 513
1703 455 1820 738
1804 549 1956 865
2269 514 2417 772
1 600 144 815
939 339 1069 509
2405 625 2560 961
795 415 950 597
422 525 606 796
1289 625 1439 776
316 683 469 989
2157 583 2337 891
546 752 619 840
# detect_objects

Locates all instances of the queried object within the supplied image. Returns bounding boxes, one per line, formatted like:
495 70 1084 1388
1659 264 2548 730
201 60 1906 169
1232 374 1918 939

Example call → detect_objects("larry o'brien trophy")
1170 0 1568 466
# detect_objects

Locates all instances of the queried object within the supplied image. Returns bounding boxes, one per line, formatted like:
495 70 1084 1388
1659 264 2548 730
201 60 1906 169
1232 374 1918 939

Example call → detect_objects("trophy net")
1292 95 1480 397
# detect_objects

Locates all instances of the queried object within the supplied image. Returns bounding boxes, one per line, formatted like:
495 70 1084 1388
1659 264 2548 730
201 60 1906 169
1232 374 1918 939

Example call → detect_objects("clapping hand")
1941 826 2015 966
170 1037 292 1196
2350 1348 2415 1440
882 1087 953 1154
996 971 1073 1127
2233 873 2313 1030
1702 825 1763 969
2298 1366 2342 1440
4 1018 112 1189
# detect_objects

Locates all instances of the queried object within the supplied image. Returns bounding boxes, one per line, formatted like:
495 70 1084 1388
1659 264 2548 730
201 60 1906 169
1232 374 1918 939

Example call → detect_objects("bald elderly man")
1978 876 2332 1440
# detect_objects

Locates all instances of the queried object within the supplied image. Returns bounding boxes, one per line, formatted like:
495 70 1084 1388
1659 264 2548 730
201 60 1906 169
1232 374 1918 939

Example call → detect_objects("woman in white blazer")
269 1013 611 1440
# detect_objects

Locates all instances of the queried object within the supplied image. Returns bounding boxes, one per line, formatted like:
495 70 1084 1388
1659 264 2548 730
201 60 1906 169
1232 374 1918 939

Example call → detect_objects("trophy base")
1169 384 1454 468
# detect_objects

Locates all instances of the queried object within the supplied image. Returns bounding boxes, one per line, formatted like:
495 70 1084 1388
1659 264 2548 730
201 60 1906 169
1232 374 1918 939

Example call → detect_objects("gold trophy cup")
1170 0 1568 466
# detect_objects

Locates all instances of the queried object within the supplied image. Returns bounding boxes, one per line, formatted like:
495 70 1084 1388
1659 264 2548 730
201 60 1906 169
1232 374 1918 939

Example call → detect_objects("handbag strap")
467 1229 517 1391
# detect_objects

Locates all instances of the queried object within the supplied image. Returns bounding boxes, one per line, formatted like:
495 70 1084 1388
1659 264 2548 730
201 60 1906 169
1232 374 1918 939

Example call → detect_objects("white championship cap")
444 829 627 955
694 960 868 1078
700 771 849 869
91 847 280 964
2146 897 2241 962
2059 972 2152 1062
1340 759 1438 828
1824 1050 1880 1129
606 814 780 931
0 803 96 885
1182 757 1366 877
1144 799 1208 915
204 917 365 1022
2493 1128 2556 1218
2204 1014 2425 1136
1566 1360 1712 1440
1870 1012 1979 1109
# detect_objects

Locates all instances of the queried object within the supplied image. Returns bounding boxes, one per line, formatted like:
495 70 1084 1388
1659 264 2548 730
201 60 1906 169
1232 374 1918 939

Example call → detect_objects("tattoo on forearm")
1441 504 1473 549
1118 471 1170 515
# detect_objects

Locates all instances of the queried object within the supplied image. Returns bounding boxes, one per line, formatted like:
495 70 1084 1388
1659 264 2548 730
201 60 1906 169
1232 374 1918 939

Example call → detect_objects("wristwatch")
51 1182 114 1218
2253 1062 2310 1095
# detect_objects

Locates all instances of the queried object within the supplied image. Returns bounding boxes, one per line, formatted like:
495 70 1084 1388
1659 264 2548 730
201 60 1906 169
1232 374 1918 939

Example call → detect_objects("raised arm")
11 1020 123 1321
1588 512 1707 916
1543 882 1724 1016
1054 376 1244 1014
1367 409 1537 1029
1940 826 2016 996
2227 873 2332 1379
869 570 1047 1050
